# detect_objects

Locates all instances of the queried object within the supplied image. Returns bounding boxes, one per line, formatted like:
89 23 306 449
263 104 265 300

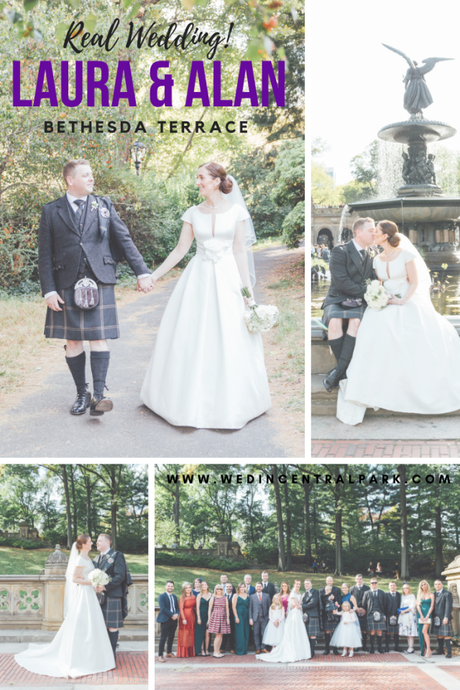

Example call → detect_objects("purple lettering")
87 61 110 107
213 62 232 107
261 60 285 107
61 61 83 107
234 61 258 107
185 62 210 106
12 61 32 106
112 61 136 106
33 61 58 107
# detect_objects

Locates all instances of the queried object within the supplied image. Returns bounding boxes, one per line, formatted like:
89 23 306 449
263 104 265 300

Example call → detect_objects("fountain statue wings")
382 44 454 117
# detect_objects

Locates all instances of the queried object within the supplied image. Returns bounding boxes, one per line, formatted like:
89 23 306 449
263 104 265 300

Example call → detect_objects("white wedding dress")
337 241 460 425
140 202 271 429
15 554 115 678
256 592 311 662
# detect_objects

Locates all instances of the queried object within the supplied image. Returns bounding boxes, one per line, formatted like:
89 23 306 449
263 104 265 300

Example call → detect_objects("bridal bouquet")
241 288 279 333
364 280 389 311
88 569 111 589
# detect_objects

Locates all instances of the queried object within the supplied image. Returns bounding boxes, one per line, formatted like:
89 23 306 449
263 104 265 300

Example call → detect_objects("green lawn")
154 565 436 602
0 547 148 574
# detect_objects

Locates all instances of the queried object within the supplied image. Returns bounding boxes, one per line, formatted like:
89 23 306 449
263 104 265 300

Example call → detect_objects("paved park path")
0 651 147 686
156 654 460 690
0 246 289 458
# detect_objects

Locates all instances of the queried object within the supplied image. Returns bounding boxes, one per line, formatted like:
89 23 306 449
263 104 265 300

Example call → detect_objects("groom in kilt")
362 578 388 654
38 159 153 416
302 579 321 658
350 574 370 652
93 533 133 662
321 217 375 392
433 579 454 658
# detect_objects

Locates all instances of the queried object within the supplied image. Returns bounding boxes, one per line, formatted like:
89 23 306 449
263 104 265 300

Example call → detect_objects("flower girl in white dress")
330 601 362 657
140 162 271 429
262 593 285 648
15 535 115 678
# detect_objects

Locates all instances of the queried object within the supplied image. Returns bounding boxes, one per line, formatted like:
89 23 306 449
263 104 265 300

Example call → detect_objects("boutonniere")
91 200 98 212
108 557 114 564
368 247 377 258
100 208 110 218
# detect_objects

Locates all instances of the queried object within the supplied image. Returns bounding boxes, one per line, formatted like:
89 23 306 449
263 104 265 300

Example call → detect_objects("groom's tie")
359 248 366 262
74 198 85 234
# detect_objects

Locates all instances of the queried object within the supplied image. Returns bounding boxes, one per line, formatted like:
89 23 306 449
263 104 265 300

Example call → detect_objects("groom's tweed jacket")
322 241 375 309
38 194 150 296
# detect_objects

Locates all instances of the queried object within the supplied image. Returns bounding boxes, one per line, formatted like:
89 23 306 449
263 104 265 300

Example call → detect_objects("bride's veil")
396 233 432 302
64 542 79 617
223 175 257 287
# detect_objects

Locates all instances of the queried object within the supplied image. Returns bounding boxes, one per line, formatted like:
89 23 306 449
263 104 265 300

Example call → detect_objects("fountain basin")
378 119 457 144
349 197 460 224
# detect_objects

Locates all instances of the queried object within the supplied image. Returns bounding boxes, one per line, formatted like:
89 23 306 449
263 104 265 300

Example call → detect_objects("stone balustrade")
0 545 148 630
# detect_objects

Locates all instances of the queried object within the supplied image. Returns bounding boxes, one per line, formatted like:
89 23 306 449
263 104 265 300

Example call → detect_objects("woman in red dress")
207 585 231 658
177 583 196 658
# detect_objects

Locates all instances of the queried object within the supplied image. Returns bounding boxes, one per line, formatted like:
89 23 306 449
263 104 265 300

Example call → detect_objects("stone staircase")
0 627 148 643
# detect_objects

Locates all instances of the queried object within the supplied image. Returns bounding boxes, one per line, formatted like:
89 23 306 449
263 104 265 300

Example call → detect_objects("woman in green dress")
233 582 250 655
416 580 434 658
195 581 212 656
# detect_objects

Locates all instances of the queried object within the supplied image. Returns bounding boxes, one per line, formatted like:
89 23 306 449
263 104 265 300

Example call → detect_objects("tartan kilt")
357 613 368 632
306 616 322 637
386 620 400 634
44 283 119 341
101 596 124 628
367 614 387 632
322 302 366 328
322 613 338 631
432 621 454 637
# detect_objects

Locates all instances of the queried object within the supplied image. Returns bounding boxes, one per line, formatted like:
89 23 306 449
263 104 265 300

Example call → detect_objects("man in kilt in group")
321 217 375 393
362 578 388 654
319 576 342 655
38 159 153 416
433 579 454 658
350 573 370 652
385 581 401 652
302 578 321 658
93 533 133 663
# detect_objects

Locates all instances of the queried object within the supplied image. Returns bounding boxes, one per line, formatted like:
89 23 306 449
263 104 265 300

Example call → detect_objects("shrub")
0 536 43 549
155 550 244 572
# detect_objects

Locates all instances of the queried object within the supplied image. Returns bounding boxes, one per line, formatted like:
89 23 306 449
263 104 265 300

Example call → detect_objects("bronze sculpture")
382 44 453 118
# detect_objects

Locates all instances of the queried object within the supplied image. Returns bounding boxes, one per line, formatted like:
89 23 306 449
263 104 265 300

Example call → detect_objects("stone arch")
317 228 333 245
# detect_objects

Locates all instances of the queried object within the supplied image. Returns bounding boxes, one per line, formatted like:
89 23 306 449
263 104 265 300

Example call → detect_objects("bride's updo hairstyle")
199 162 233 194
379 220 400 247
76 534 90 552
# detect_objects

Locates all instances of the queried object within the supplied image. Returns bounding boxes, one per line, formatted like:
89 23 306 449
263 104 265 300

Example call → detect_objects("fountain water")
337 204 351 243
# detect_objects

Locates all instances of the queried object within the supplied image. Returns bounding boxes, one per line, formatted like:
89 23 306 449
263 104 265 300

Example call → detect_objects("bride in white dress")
140 161 271 429
256 581 311 663
15 535 115 678
338 220 460 425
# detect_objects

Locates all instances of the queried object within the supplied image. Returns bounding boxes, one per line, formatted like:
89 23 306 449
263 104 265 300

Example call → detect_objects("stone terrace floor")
0 652 148 686
155 654 460 690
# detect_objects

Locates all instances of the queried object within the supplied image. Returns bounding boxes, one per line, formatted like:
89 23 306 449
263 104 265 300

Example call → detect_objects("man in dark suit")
222 583 236 653
39 159 153 416
261 571 276 603
302 578 321 657
157 580 179 662
433 579 454 658
385 581 401 652
93 533 133 663
362 578 388 654
249 582 270 653
350 573 370 652
319 576 342 655
244 574 256 596
321 217 376 392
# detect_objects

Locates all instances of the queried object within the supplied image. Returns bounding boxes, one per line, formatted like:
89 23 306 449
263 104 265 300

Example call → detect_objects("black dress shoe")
70 390 91 415
434 651 445 655
323 368 340 393
361 646 369 653
332 647 339 655
322 649 329 655
446 654 452 659
90 393 113 416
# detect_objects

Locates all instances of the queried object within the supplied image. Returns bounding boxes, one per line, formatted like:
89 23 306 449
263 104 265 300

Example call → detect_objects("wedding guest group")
156 573 455 661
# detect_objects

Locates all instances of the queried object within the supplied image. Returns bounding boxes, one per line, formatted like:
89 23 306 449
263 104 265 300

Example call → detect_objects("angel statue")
383 44 453 118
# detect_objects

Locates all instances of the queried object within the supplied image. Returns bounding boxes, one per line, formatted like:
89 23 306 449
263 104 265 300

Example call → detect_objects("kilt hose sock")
65 350 87 394
90 350 110 396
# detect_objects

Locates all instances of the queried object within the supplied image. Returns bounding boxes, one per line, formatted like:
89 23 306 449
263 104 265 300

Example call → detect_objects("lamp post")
131 141 146 176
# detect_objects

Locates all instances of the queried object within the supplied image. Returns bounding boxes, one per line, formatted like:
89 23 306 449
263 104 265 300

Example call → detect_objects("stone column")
40 544 68 631
441 556 460 634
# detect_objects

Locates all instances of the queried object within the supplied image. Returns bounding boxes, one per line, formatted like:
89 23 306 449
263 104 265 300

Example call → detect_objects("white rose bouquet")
88 569 111 589
241 288 279 333
364 280 389 311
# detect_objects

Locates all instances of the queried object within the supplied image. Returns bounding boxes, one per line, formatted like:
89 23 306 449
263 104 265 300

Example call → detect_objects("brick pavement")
311 441 460 458
440 665 460 680
0 652 148 685
156 651 406 664
155 666 446 690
